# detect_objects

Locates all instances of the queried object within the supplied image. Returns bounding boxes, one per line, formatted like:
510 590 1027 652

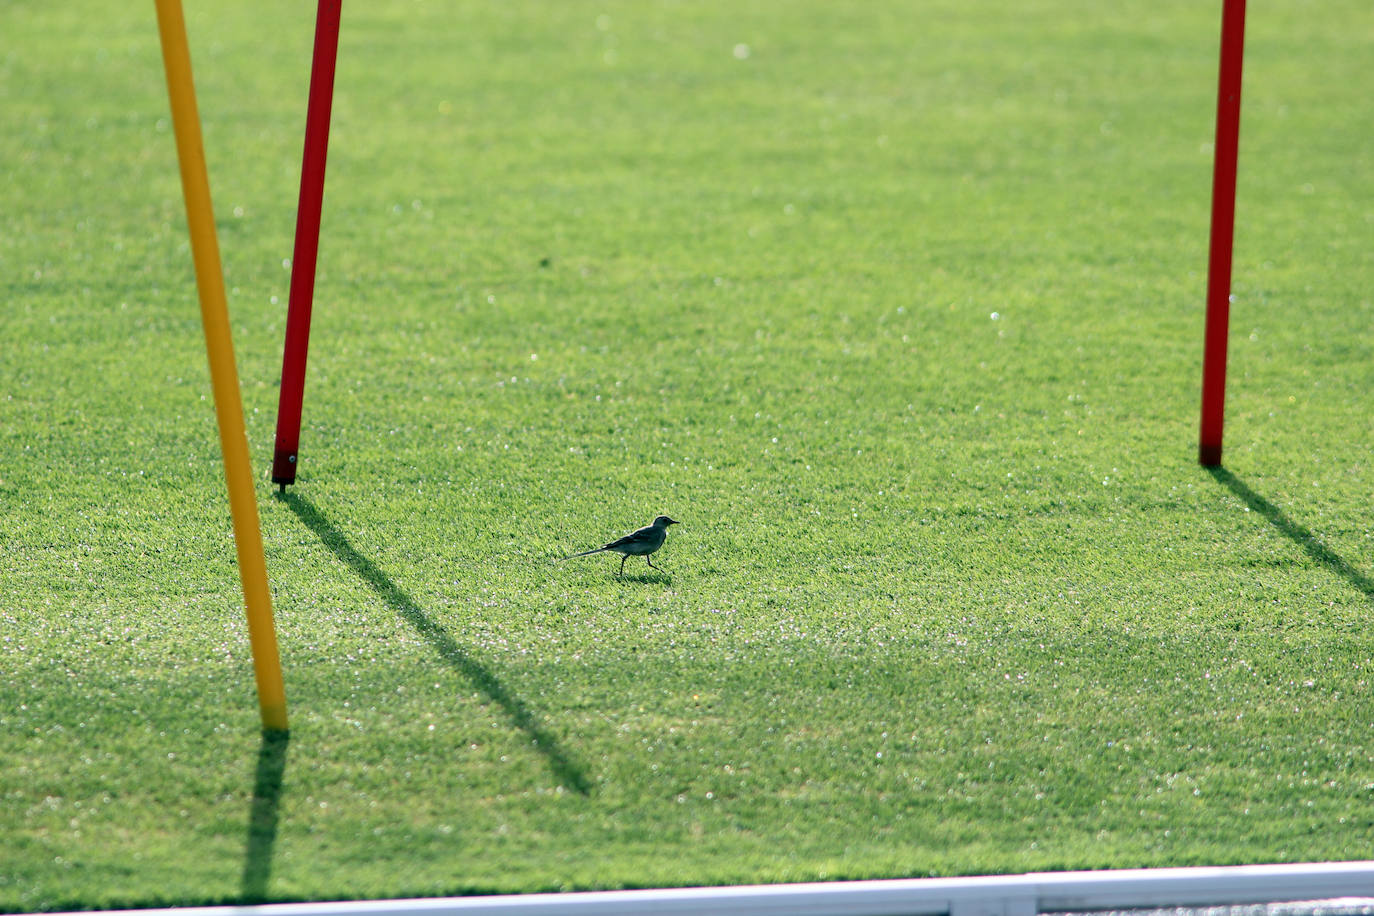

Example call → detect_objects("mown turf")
3 0 1373 910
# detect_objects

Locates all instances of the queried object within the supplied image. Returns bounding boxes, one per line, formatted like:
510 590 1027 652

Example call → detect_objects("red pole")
272 0 342 489
1198 0 1247 467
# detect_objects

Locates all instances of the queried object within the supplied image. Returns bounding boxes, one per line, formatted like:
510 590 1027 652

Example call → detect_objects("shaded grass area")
3 0 1373 910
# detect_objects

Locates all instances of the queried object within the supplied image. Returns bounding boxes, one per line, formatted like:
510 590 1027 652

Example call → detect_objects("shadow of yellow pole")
153 0 288 732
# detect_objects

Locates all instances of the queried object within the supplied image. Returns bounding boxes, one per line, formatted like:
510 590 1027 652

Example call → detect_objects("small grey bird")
563 515 679 576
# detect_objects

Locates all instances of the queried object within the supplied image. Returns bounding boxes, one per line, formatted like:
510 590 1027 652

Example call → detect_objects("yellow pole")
154 0 288 732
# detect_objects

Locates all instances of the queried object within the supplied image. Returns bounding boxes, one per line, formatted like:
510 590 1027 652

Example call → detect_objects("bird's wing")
564 523 662 559
601 528 648 550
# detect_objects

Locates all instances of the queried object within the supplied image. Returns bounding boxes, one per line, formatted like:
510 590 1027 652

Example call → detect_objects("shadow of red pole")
278 492 592 795
1207 466 1374 601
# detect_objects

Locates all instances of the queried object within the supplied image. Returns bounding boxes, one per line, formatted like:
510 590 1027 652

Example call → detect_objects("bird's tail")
559 547 605 561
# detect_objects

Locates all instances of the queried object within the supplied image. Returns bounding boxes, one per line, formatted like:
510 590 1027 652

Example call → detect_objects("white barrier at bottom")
46 861 1374 916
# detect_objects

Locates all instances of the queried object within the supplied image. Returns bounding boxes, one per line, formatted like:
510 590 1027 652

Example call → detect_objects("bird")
562 515 679 576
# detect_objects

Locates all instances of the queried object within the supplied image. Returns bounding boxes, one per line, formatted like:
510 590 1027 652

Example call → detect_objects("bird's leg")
646 556 659 570
618 554 628 576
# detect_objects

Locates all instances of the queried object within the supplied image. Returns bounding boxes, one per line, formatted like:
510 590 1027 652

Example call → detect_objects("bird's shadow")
617 571 672 585
278 491 592 795
1207 465 1374 601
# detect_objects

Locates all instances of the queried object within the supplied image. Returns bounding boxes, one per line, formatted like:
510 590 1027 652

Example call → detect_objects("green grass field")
3 0 1373 910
